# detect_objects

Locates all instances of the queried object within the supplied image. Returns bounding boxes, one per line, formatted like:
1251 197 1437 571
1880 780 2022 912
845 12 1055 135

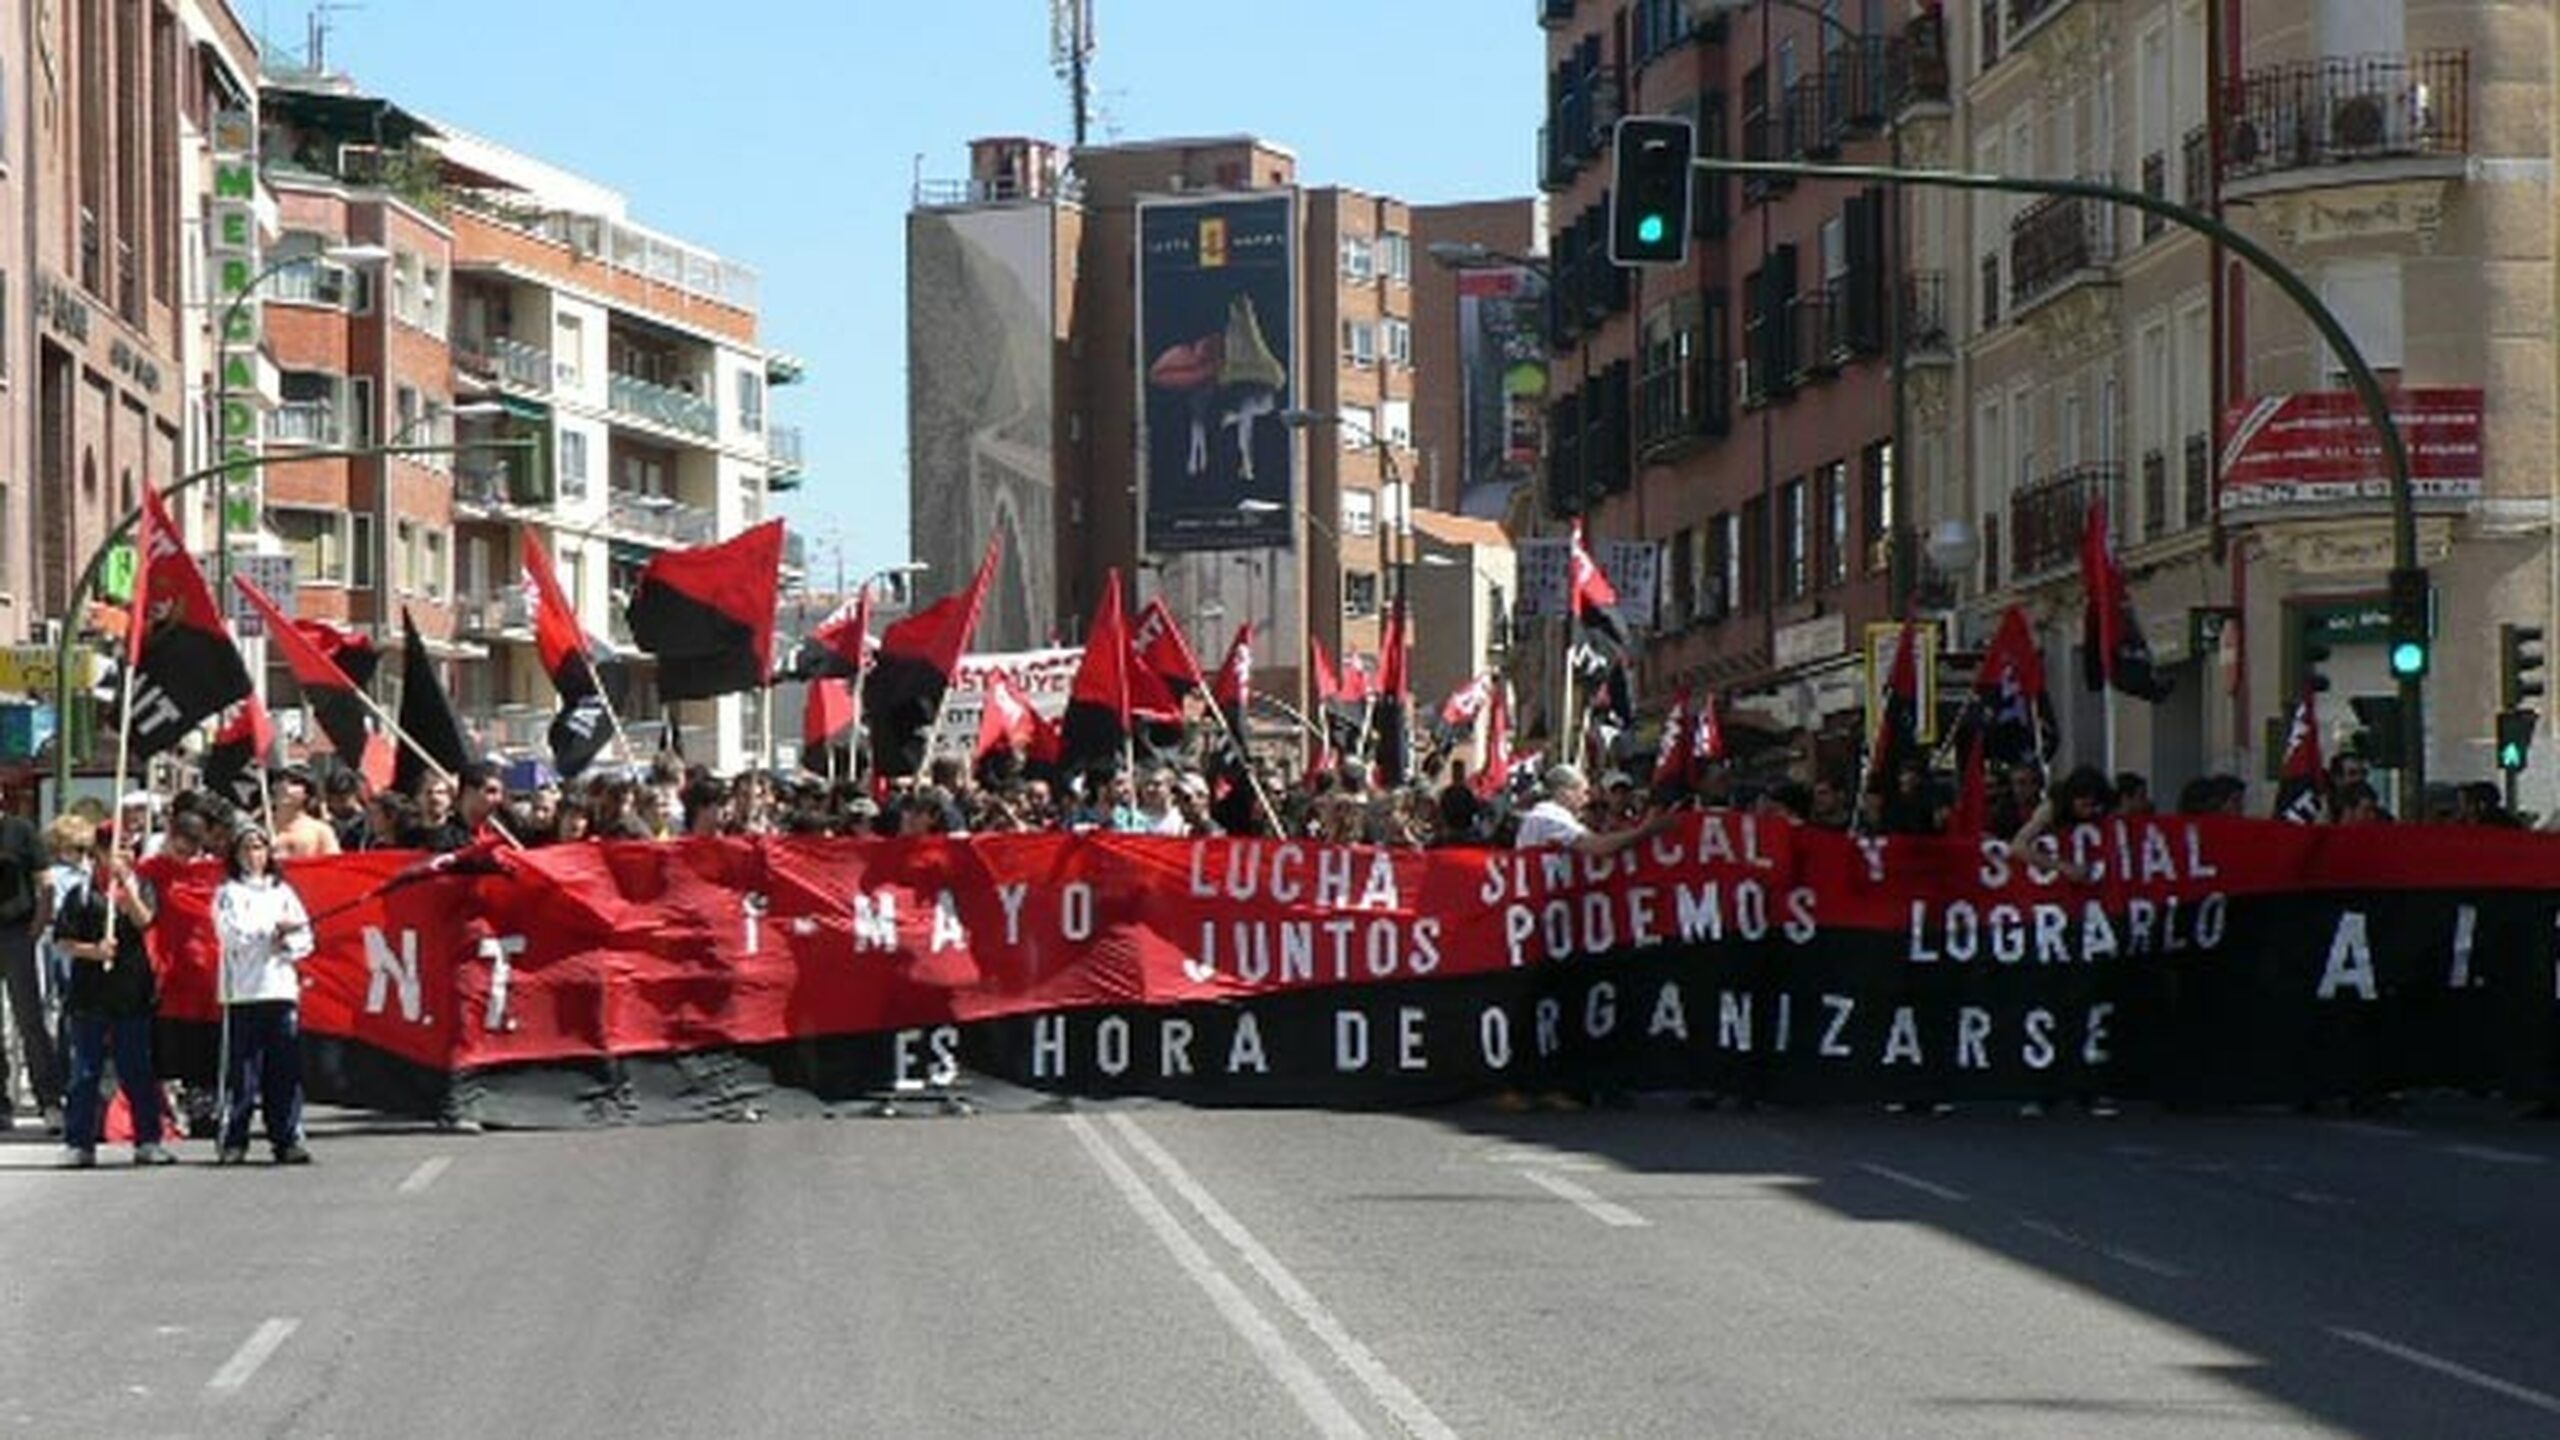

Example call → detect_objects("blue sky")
318 0 1545 592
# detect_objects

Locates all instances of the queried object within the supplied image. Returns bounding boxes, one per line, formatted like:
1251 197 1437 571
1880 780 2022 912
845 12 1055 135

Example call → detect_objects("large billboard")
1137 195 1296 553
907 205 1060 652
1456 265 1549 518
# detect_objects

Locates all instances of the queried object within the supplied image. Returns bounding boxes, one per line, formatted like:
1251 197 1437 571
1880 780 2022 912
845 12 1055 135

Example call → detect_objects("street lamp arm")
50 437 538 810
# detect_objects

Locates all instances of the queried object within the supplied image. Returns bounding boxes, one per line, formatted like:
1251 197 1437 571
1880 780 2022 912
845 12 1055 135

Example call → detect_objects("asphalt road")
3 1093 2558 1439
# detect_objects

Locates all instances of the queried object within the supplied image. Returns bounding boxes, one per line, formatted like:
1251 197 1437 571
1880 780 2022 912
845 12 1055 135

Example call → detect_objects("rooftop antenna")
1049 0 1094 148
306 0 362 73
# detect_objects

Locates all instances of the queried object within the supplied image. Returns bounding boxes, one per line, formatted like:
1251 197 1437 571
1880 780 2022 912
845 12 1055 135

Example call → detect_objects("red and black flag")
1132 597 1206 698
1690 691 1727 773
1438 672 1493 732
1569 518 1626 647
202 696 275 813
1310 633 1344 706
1651 689 1693 798
974 668 1055 768
124 482 251 762
1059 569 1134 778
803 677 858 759
1373 598 1413 787
1211 622 1253 739
625 518 788 700
1971 604 2058 768
235 576 386 782
865 536 999 778
1948 729 1992 837
289 617 379 690
2275 683 2328 824
393 609 475 797
2080 498 2174 701
1864 614 1925 799
523 531 614 780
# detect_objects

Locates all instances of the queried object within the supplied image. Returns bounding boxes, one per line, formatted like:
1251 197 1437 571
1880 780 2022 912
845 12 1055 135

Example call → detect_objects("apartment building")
249 67 800 777
914 136 1452 726
1538 0 1907 768
1935 0 2554 807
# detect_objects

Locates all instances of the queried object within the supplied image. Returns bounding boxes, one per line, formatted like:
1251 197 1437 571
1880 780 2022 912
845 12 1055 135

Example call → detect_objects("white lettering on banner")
997 883 1029 945
2318 912 2379 1001
1335 1011 1368 1071
892 1026 962 1089
1187 916 1443 985
1162 1018 1194 1075
1188 842 1403 912
1820 995 1856 1057
2022 1009 2057 1069
2448 905 2475 990
931 891 967 952
363 927 423 1023
1907 894 2226 964
922 647 1085 760
1227 1013 1268 1073
1503 881 1816 966
1647 982 1687 1040
1480 1006 1512 1069
740 892 768 956
853 893 898 952
1398 1007 1427 1071
479 933 528 1032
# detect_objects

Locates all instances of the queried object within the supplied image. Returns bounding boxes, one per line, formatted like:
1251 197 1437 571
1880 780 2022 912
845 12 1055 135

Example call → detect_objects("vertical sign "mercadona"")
208 109 261 538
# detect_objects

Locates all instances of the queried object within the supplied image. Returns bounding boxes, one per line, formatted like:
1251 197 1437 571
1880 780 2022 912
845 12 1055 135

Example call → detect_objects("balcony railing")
1539 0 1574 26
2139 152 2167 240
1787 290 1845 382
454 455 554 510
1902 270 1951 354
2007 188 2115 311
1637 348 1732 453
1977 0 2000 72
2140 448 2169 538
607 490 717 547
2182 126 2211 209
2223 51 2470 184
607 370 716 438
1889 12 1950 110
2006 0 2064 39
453 587 535 635
2008 462 2119 583
2183 432 2212 529
768 423 804 472
456 334 554 393
268 403 341 447
446 187 759 311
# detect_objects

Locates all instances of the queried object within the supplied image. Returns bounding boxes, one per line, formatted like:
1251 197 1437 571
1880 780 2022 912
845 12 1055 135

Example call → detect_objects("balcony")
2223 51 2469 193
2008 462 2119 584
2183 432 2213 529
453 587 535 637
607 490 717 548
457 334 553 394
767 424 804 491
1637 348 1731 456
1889 12 1950 112
2182 126 2211 210
454 454 554 511
607 370 716 439
2140 448 2169 538
2006 0 2067 41
1786 291 1846 383
1539 0 1574 26
1977 0 2000 72
268 403 341 447
1901 270 1952 358
1978 253 2001 331
2006 189 2114 313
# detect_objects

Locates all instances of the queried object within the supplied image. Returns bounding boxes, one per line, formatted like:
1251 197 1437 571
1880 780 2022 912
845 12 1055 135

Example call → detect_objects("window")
559 429 589 499
1343 320 1378 367
347 376 374 448
1782 478 1809 598
1740 496 1769 610
2318 256 2404 380
1340 234 1375 281
1384 317 1412 367
390 251 417 326
272 509 346 584
1341 405 1379 449
1668 528 1695 624
556 314 585 386
394 383 420 443
351 514 377 588
1379 232 1411 284
1344 570 1380 616
1380 399 1413 450
421 264 444 332
736 370 765 434
1716 511 1740 618
1820 460 1850 588
396 520 418 593
1342 488 1377 537
1861 439 1894 571
425 529 448 601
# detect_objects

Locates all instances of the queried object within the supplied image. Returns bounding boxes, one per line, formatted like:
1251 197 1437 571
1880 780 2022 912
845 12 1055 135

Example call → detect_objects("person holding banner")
1515 764 1677 857
211 828 315 1166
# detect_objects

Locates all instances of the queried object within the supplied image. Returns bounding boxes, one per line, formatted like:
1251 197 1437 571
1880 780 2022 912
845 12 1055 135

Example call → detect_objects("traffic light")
2349 695 2405 769
2500 623 2546 710
2386 566 2432 680
2496 707 2538 772
1609 116 1696 266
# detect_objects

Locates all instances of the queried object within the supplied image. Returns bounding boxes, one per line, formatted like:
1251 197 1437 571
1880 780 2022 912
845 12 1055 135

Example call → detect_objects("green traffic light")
1637 214 1666 246
2390 640 2428 677
2501 742 2526 770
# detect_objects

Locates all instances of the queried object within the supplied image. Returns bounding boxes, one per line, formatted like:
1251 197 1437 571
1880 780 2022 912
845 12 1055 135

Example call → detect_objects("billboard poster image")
1139 195 1296 553
1457 265 1549 519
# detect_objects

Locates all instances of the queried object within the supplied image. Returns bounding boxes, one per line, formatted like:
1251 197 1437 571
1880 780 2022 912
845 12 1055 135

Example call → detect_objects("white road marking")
206 1318 299 1395
2017 1218 2190 1279
2330 1327 2560 1418
1480 1147 1606 1172
2443 1143 2544 1166
1857 1162 1968 1202
396 1156 453 1194
1519 1167 1649 1228
1063 1116 1365 1439
1108 1115 1457 1440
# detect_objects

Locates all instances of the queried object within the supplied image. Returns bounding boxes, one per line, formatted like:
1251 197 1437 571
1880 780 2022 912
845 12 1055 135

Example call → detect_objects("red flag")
1439 672 1493 729
1374 598 1412 786
1974 604 2057 766
1474 681 1513 799
522 532 595 694
1132 597 1207 697
1865 615 1924 796
288 617 378 689
804 677 857 756
1652 690 1692 792
234 577 377 773
1211 622 1253 717
974 669 1044 763
127 484 251 760
1310 634 1344 704
1060 569 1133 775
810 585 877 679
2275 683 2328 824
625 519 787 699
1690 691 1727 773
1949 729 1990 836
1569 518 1624 643
202 695 276 809
866 536 1001 777
2079 498 2172 701
1336 654 1376 704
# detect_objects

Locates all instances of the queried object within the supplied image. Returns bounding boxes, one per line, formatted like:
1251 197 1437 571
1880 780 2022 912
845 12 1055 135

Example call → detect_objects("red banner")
2220 387 2484 511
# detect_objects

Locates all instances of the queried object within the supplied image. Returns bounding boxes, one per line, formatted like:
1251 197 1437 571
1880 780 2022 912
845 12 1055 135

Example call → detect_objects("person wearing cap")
1515 764 1679 855
212 827 315 1165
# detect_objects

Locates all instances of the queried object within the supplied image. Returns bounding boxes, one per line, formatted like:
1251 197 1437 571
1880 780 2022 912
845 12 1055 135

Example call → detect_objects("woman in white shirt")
211 829 315 1166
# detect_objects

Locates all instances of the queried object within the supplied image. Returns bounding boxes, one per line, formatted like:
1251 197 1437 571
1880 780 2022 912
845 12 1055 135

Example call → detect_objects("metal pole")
1691 154 2424 799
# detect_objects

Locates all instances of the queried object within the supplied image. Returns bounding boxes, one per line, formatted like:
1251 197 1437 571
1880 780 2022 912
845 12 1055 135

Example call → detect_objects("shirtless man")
269 771 341 860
